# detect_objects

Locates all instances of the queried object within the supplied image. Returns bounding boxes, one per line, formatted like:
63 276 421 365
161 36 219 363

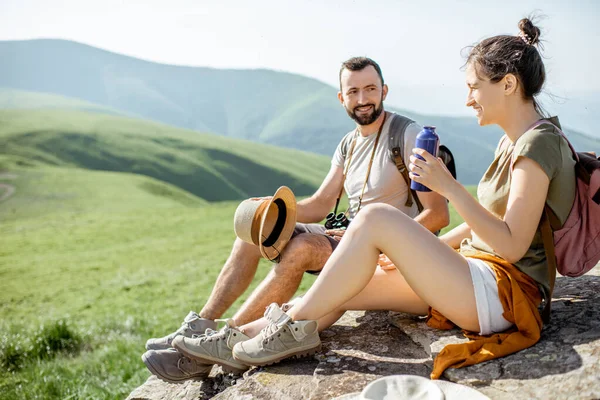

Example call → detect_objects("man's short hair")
339 57 384 90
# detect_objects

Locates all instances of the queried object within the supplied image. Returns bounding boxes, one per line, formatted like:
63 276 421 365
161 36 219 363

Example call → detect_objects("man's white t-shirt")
332 112 421 219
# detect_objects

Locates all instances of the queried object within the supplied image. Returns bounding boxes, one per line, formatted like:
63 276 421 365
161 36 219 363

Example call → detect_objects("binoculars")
324 212 351 230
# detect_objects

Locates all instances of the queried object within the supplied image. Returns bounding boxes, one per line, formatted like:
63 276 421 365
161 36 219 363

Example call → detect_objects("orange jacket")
427 250 543 380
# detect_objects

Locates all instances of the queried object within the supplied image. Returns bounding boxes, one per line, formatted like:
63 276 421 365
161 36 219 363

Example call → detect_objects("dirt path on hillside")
0 174 17 203
0 183 15 202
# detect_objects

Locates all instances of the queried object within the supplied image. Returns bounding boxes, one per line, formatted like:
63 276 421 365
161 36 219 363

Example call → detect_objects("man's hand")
325 229 346 242
377 254 396 271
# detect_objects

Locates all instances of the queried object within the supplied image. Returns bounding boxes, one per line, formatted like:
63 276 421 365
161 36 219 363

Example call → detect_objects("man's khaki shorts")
290 223 339 275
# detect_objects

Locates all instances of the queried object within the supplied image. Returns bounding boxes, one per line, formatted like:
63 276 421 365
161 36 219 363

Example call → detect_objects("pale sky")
1 0 599 130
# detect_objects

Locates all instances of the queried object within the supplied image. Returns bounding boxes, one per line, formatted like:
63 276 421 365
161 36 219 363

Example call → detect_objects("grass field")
0 156 475 400
1 166 313 399
0 166 206 222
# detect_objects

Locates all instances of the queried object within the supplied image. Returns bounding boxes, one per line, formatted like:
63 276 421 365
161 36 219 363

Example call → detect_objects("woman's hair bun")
518 18 541 45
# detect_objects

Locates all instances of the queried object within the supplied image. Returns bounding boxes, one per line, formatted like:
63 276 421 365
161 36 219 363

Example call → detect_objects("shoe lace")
193 318 234 343
169 311 199 339
166 325 191 344
262 322 278 339
260 304 292 344
260 320 288 344
173 324 190 337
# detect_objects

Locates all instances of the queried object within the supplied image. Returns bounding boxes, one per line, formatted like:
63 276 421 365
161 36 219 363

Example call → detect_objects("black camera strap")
333 112 387 216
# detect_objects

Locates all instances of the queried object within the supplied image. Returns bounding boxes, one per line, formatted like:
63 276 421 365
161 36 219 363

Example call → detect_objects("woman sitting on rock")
173 18 576 378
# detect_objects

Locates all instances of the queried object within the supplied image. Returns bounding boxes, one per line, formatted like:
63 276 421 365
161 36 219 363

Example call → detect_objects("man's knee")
277 233 332 272
231 237 262 260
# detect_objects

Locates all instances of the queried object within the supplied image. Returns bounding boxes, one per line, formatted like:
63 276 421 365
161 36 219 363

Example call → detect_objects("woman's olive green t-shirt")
460 117 576 299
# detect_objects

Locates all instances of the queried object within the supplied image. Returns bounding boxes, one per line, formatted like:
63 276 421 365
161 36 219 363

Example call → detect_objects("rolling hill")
0 109 331 205
1 39 599 184
0 88 126 116
0 166 207 221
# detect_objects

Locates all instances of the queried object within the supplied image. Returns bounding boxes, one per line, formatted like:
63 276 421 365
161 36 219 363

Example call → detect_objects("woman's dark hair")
465 18 546 114
339 57 384 90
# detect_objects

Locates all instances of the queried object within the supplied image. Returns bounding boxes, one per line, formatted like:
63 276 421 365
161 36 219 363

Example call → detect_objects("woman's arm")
439 222 471 249
410 150 549 263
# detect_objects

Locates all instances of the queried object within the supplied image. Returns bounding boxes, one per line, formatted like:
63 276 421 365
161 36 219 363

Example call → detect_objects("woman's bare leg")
240 266 430 337
287 203 479 332
313 265 431 330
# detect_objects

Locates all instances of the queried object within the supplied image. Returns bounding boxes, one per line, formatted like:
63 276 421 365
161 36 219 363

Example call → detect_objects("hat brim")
331 375 489 400
434 379 490 399
258 186 297 261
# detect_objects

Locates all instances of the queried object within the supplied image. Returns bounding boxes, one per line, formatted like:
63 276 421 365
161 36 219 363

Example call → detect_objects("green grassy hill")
0 166 207 221
0 88 125 116
0 109 331 203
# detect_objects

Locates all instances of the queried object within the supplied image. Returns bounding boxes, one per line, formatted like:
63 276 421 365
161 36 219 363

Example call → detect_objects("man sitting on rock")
142 56 450 382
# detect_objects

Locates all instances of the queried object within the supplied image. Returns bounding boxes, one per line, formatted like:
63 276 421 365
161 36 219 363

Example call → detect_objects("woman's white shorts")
467 257 513 335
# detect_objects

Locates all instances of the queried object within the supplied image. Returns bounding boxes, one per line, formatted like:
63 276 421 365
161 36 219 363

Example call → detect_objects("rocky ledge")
127 265 600 400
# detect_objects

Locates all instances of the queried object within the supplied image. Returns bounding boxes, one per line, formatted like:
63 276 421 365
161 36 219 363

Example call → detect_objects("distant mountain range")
1 39 599 184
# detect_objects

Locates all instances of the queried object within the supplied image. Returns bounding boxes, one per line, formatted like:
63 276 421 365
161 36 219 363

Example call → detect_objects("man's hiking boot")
232 303 321 366
173 319 250 374
142 348 213 383
145 311 217 350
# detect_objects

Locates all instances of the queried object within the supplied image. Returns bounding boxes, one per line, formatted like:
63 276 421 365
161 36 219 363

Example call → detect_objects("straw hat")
333 375 489 400
233 186 297 262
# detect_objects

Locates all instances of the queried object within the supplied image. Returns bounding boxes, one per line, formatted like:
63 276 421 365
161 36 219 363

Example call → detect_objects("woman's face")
465 63 506 126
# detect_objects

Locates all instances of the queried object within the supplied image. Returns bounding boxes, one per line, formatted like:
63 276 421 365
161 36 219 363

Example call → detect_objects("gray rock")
127 265 600 400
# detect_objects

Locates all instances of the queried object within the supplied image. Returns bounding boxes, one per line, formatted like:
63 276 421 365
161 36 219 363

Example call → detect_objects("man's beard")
346 101 384 126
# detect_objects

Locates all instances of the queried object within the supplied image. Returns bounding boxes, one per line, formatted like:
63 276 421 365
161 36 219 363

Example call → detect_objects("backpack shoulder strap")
388 114 423 212
520 120 568 324
528 120 579 162
388 113 414 162
540 206 558 324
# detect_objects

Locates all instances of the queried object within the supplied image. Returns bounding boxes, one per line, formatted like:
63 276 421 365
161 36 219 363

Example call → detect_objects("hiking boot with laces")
172 318 250 374
142 348 213 383
145 311 217 350
232 303 321 366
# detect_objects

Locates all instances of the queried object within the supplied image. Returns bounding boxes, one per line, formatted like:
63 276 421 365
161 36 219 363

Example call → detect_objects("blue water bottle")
410 126 439 192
